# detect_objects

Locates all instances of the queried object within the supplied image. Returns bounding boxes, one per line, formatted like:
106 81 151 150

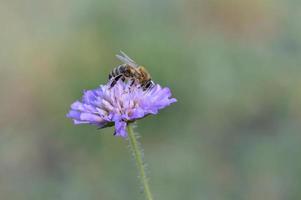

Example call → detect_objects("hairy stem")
127 125 154 200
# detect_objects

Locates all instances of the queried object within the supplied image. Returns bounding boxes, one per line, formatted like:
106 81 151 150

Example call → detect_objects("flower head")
67 80 176 137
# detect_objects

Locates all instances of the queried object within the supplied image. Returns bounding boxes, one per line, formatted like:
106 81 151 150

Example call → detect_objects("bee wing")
120 51 136 63
116 51 138 67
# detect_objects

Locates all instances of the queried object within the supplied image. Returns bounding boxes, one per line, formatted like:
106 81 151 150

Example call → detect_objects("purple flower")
67 80 177 138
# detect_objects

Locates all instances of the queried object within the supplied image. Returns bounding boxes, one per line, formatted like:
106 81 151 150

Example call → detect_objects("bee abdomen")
109 65 122 80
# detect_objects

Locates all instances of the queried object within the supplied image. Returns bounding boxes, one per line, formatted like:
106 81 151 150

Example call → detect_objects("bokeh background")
1 0 301 199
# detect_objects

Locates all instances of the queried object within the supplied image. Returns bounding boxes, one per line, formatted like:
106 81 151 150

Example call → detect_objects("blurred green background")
1 0 301 199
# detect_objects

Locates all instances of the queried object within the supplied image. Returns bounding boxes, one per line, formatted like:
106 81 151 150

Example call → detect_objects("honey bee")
108 51 154 90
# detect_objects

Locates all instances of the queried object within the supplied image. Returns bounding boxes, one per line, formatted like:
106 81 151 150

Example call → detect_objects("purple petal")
73 119 89 124
82 90 97 104
130 107 145 119
114 120 127 138
71 101 85 111
80 113 104 123
66 110 81 119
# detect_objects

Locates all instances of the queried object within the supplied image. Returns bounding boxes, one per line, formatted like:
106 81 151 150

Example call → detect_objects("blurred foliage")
1 0 301 199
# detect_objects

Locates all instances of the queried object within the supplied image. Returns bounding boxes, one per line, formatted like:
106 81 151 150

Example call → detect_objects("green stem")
127 125 154 200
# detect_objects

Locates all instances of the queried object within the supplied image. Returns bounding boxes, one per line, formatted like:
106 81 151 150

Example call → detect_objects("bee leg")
142 85 147 91
142 80 153 91
130 79 136 86
110 75 123 87
146 81 152 88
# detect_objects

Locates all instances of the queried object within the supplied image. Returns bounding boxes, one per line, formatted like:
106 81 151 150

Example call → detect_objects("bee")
108 51 154 90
